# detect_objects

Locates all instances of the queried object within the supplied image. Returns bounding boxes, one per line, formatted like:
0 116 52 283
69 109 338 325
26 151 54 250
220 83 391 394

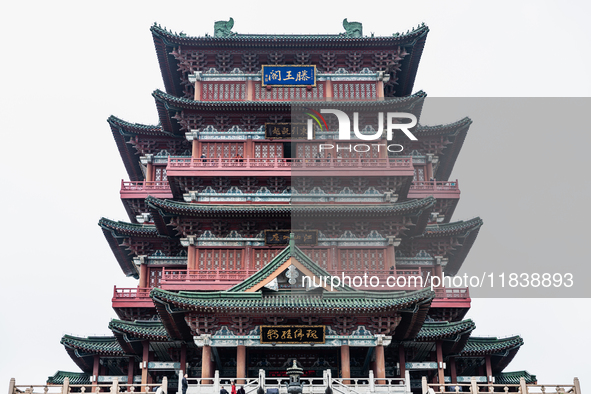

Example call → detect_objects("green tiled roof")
47 371 91 385
109 319 170 341
494 370 537 384
150 23 429 47
423 218 483 237
416 319 475 340
146 196 435 217
98 217 161 238
107 115 171 137
415 117 472 136
151 287 434 314
228 242 351 292
61 335 126 356
152 89 427 110
460 336 524 356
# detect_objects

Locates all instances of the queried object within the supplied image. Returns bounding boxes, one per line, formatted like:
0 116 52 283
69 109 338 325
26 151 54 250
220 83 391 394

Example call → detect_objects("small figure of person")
337 153 342 165
220 386 229 394
182 374 188 394
201 153 207 164
326 153 332 164
314 152 320 163
237 386 245 394
231 381 237 394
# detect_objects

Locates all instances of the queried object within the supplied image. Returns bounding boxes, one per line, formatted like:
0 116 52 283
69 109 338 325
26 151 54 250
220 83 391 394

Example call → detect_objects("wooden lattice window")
202 82 246 101
333 83 377 99
254 143 283 158
201 143 245 158
197 249 242 271
253 248 281 270
149 268 162 288
338 249 385 271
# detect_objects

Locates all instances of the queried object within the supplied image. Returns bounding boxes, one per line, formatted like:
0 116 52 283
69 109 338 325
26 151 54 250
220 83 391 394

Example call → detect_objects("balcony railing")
408 180 460 200
433 287 470 299
120 180 173 198
168 157 413 170
112 287 151 300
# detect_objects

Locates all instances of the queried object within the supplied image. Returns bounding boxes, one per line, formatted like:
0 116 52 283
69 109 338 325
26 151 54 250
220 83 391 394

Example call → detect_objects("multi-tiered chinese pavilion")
51 19 535 391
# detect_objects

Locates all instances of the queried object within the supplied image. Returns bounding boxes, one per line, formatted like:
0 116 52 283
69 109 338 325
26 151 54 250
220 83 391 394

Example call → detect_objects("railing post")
214 371 220 394
519 377 527 394
421 377 428 394
7 378 15 394
368 370 375 393
471 377 478 394
178 370 183 394
405 371 411 394
111 378 119 393
63 377 70 394
573 378 581 394
259 369 265 391
162 377 168 394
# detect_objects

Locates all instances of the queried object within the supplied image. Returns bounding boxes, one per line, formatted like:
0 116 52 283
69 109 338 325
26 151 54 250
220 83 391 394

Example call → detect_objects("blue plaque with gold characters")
262 65 316 87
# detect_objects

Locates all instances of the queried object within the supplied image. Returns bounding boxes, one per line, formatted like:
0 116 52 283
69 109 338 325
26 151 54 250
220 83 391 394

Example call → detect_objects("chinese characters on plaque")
265 123 310 140
264 230 318 246
260 326 325 344
262 65 316 87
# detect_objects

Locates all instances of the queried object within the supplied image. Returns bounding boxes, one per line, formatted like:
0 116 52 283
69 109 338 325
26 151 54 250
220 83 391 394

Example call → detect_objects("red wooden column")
202 345 213 383
141 341 150 390
340 344 351 384
246 79 254 101
485 355 493 383
180 344 187 375
436 340 445 386
139 260 148 289
236 345 246 384
433 258 444 288
127 356 135 391
194 78 202 101
187 244 197 271
449 357 457 384
192 140 201 159
325 79 333 101
374 344 386 384
398 344 406 378
92 355 100 389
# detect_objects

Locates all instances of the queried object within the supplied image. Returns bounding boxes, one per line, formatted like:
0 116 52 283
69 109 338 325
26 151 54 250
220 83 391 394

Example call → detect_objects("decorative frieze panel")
254 83 324 100
333 82 377 99
202 82 246 101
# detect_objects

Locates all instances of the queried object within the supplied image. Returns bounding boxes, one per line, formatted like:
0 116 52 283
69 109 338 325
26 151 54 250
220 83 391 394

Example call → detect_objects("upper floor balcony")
120 180 173 199
408 180 460 199
166 157 415 177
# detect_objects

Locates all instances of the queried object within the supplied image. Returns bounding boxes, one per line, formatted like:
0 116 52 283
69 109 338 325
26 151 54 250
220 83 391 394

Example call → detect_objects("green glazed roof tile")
47 371 91 385
460 336 524 356
416 319 475 340
109 319 170 341
494 370 537 384
98 217 161 237
60 335 126 356
423 218 483 237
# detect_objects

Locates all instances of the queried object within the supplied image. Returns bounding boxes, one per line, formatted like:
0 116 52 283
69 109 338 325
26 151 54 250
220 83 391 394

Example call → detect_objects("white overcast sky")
0 0 589 390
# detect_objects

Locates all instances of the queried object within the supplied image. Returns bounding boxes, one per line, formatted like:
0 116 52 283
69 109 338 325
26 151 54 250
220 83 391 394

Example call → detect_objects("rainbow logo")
304 107 328 132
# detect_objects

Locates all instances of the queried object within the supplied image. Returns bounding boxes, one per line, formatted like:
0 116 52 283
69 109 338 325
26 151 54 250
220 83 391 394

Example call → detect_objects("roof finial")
214 17 235 38
342 19 363 38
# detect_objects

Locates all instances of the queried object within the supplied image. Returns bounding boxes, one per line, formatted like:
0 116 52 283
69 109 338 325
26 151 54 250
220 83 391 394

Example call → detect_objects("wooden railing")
112 287 151 300
161 269 248 282
410 180 459 191
433 287 470 299
121 180 171 191
9 377 168 394
168 157 413 170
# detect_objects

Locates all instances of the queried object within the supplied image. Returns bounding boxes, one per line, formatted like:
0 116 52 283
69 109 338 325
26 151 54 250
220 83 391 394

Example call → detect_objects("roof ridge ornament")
214 17 235 38
342 19 363 38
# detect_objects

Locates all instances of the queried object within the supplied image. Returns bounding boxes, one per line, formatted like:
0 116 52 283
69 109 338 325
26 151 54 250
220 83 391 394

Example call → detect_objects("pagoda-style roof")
228 241 352 292
151 287 434 314
151 23 428 98
460 336 524 356
494 370 537 384
413 117 473 181
47 371 91 385
107 116 181 182
99 217 161 238
147 196 434 217
152 89 427 135
109 319 169 341
99 218 166 278
415 319 475 341
61 335 126 357
415 217 483 276
458 336 524 375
